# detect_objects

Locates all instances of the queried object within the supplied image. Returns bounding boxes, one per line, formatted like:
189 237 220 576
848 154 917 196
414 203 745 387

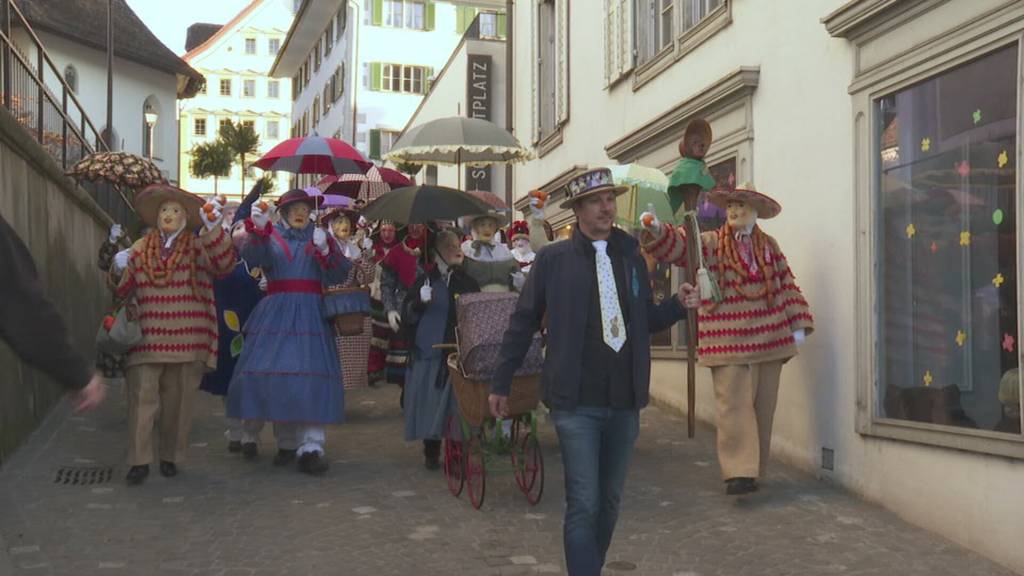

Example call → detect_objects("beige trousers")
125 362 204 466
710 360 783 480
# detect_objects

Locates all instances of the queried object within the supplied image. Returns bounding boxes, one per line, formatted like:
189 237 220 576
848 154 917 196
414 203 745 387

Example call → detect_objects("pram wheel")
443 415 464 497
465 433 486 509
512 428 544 505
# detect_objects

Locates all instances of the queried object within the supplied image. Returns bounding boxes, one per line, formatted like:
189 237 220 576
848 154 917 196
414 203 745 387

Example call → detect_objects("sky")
126 0 253 55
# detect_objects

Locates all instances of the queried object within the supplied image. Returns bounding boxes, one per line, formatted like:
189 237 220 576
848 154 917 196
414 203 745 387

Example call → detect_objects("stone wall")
0 106 114 465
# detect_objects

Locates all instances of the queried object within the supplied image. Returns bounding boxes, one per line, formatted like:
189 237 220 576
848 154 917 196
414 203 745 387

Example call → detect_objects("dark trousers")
551 407 640 576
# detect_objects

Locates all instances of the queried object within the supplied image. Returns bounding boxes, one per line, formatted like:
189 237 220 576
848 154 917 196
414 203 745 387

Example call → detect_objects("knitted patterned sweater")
113 226 237 369
642 222 813 367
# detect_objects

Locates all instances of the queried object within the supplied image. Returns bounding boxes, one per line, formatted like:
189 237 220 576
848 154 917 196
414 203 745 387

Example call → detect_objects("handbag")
96 300 142 356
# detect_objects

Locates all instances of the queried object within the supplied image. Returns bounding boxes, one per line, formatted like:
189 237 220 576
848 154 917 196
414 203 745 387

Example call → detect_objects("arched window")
63 64 78 93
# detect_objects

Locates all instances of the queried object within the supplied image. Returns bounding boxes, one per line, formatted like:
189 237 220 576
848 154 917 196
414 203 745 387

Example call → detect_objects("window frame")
244 37 257 55
242 78 256 98
268 80 280 99
629 0 732 91
268 37 281 55
193 117 206 137
219 78 232 96
842 3 1024 459
266 120 279 140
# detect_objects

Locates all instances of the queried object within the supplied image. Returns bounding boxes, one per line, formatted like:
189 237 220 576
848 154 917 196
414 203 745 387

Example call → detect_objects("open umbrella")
360 185 496 224
381 116 532 189
317 165 410 200
609 164 675 230
66 151 163 189
253 135 371 176
303 186 354 209
468 190 509 211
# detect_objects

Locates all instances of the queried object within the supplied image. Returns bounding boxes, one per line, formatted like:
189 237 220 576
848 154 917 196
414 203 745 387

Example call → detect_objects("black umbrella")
360 185 494 224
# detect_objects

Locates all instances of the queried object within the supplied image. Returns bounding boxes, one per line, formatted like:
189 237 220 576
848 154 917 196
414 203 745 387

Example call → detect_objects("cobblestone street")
0 383 1016 576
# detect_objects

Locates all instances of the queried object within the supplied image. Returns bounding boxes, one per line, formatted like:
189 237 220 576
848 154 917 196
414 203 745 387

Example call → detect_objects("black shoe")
126 465 149 485
273 449 297 467
159 461 178 478
725 477 758 495
297 452 329 475
227 440 242 453
241 442 258 460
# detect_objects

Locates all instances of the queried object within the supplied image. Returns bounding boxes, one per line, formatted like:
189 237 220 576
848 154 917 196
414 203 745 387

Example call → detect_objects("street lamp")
144 104 158 159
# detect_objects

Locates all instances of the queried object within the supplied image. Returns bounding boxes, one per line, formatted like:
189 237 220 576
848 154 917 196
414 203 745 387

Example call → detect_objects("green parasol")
609 164 675 230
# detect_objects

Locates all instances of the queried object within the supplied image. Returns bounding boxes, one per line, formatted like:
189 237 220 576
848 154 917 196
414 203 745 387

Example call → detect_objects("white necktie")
593 240 626 352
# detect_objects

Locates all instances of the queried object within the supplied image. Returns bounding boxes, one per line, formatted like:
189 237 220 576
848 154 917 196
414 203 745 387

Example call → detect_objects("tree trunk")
240 153 246 196
213 176 218 194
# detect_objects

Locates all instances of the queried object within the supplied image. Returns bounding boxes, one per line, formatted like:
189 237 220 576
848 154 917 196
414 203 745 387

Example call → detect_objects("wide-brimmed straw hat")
707 181 782 219
559 167 629 209
134 183 204 231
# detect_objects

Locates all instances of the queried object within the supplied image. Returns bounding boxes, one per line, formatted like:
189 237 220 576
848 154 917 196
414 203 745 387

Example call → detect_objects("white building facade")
179 0 294 200
11 0 203 183
510 0 1024 572
274 0 505 180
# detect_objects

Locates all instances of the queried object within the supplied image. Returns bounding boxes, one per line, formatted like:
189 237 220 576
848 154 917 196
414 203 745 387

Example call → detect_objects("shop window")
876 44 1020 435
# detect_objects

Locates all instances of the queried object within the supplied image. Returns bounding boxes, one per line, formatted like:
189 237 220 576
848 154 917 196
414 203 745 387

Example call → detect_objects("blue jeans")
550 407 640 576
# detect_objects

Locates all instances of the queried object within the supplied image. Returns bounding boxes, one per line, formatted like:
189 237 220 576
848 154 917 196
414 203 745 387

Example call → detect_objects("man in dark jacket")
0 214 106 412
489 168 699 576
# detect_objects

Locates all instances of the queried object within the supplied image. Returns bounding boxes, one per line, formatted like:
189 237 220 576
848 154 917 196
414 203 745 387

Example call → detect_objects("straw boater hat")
559 167 629 209
464 209 508 229
134 183 204 231
707 181 782 220
509 220 530 241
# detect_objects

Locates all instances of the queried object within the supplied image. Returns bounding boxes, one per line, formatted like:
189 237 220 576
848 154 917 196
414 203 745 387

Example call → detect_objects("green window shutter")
425 2 436 31
497 13 507 37
372 0 384 26
456 6 473 34
370 62 382 91
369 129 382 159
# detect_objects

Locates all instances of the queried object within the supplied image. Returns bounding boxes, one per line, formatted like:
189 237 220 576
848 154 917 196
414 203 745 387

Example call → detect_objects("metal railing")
0 0 134 224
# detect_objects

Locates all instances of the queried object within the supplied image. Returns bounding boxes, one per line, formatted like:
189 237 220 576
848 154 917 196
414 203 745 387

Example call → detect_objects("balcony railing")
0 0 134 224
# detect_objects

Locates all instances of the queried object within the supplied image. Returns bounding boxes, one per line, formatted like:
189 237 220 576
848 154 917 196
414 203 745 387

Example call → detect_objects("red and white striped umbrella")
253 136 371 175
316 165 412 201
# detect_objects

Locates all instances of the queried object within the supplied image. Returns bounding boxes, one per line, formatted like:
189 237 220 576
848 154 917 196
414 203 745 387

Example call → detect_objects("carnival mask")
380 224 397 244
408 223 426 239
684 133 709 160
436 232 464 267
473 217 498 242
285 203 312 230
332 217 352 241
726 200 757 231
230 221 248 251
512 237 531 251
158 201 187 235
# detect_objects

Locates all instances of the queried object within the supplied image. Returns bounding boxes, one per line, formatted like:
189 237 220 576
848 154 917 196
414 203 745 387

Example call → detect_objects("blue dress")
200 260 264 396
227 223 351 424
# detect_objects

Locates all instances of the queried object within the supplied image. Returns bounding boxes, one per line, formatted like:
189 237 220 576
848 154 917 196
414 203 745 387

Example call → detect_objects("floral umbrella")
65 151 164 189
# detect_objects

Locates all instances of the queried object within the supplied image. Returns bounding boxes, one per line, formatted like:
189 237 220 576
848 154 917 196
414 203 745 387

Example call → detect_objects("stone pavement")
0 382 1017 576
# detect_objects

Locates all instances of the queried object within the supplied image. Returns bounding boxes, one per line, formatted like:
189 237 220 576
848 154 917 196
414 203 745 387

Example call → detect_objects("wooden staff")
679 184 702 439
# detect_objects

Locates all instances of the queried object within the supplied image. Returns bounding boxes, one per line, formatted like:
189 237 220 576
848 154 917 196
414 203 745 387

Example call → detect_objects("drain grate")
54 466 113 485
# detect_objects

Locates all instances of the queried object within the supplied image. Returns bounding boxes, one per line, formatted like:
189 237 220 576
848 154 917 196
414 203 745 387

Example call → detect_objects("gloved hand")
313 227 330 255
419 283 433 303
793 329 806 346
640 203 661 232
108 223 124 244
361 236 374 251
387 310 402 333
113 248 131 273
528 195 545 220
201 198 224 231
250 202 271 229
511 271 526 291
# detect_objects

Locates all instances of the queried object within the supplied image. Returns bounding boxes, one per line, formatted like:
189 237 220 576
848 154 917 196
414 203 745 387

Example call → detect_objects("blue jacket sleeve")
491 249 547 396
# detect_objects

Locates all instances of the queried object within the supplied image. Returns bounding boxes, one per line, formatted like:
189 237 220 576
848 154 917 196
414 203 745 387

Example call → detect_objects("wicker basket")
325 285 370 336
447 354 540 427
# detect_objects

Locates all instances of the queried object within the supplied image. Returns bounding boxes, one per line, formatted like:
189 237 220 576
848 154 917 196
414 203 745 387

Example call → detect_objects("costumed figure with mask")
367 220 401 384
639 181 813 496
199 184 267 457
379 222 429 396
400 229 479 469
509 220 537 273
460 211 524 292
226 189 352 475
323 207 376 389
109 185 236 485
